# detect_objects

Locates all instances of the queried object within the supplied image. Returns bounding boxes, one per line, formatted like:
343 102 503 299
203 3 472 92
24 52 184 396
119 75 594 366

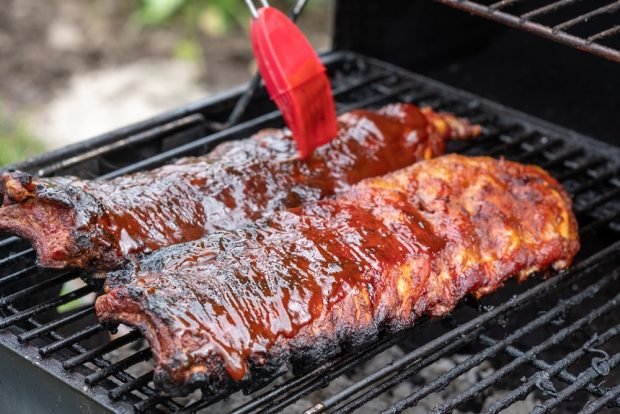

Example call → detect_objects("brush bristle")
276 74 338 158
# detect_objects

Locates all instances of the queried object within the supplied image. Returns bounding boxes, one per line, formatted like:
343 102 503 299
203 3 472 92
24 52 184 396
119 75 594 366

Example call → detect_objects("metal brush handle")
244 0 269 18
205 0 310 131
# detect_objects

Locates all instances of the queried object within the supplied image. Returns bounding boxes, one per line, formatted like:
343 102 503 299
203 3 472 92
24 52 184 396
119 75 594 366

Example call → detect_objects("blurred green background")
0 107 45 166
0 0 330 166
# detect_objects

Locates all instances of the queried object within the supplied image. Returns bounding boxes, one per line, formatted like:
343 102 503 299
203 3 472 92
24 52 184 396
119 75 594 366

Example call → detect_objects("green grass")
0 119 45 166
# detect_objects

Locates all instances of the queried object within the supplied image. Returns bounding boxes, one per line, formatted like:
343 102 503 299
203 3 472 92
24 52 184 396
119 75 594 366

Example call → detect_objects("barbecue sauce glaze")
0 104 480 270
97 155 579 389
95 105 436 259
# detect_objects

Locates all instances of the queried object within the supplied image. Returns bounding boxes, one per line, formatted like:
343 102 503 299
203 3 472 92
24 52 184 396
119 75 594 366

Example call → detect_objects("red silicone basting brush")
245 0 338 158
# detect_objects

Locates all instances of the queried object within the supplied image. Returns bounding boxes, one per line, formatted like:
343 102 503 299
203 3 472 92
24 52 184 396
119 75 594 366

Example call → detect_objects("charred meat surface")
0 104 480 270
96 154 579 395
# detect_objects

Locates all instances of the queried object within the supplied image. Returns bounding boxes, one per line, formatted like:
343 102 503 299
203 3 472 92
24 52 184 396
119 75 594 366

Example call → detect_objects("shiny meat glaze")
0 104 480 270
96 154 579 395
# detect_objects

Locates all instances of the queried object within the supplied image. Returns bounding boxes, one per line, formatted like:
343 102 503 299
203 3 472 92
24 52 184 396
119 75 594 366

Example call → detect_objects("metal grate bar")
307 242 620 413
564 167 618 194
0 248 34 268
99 80 416 181
512 139 561 162
18 307 95 342
62 329 142 369
0 285 94 329
109 371 154 400
0 272 75 306
96 72 396 179
489 0 524 10
225 331 409 414
579 384 620 414
0 265 38 288
84 355 174 411
39 323 105 357
179 390 233 414
522 0 583 20
577 210 620 237
259 335 427 413
554 2 620 32
431 288 620 413
0 236 21 249
555 158 607 181
37 113 209 177
574 186 620 215
213 333 416 414
482 131 534 156
434 0 620 62
535 351 620 413
329 328 482 414
589 25 620 42
85 348 153 385
485 325 620 413
479 336 616 404
381 267 620 414
134 395 168 413
538 148 584 168
7 305 178 412
261 328 452 414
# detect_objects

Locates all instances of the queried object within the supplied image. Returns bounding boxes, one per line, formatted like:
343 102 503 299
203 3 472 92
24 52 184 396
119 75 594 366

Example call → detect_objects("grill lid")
436 0 620 63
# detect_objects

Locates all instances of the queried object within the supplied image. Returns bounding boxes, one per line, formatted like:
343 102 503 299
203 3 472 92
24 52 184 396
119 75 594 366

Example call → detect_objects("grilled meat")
96 154 579 395
0 104 480 270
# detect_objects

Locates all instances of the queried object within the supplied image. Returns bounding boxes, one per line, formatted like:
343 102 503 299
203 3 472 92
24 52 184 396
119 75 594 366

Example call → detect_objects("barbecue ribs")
0 104 480 270
96 154 579 395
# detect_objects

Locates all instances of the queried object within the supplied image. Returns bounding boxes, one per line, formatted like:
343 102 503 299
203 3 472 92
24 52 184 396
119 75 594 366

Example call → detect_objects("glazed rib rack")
1 52 620 413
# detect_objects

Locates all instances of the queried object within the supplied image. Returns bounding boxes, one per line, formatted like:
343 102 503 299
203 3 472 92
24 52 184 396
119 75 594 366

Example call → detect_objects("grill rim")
5 51 620 177
0 324 129 414
5 52 351 177
1 50 620 413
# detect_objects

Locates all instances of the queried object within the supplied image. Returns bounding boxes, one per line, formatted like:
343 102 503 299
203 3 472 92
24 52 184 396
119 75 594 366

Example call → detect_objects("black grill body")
1 52 620 413
333 0 620 148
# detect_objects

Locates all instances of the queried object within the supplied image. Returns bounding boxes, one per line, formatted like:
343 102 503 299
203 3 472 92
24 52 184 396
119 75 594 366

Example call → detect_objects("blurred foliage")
173 38 202 61
57 280 96 314
136 0 330 62
136 0 328 34
137 0 250 35
0 108 45 166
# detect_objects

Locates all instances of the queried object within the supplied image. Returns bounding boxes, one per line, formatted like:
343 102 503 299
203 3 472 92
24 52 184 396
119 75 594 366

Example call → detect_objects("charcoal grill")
2 2 620 413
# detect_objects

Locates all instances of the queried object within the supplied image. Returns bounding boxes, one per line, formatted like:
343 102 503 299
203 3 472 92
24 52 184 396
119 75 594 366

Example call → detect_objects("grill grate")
435 0 620 63
1 52 620 413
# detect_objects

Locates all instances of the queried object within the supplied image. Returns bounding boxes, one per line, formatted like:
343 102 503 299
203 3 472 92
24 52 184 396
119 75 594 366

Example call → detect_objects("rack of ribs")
96 154 579 395
0 104 480 270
